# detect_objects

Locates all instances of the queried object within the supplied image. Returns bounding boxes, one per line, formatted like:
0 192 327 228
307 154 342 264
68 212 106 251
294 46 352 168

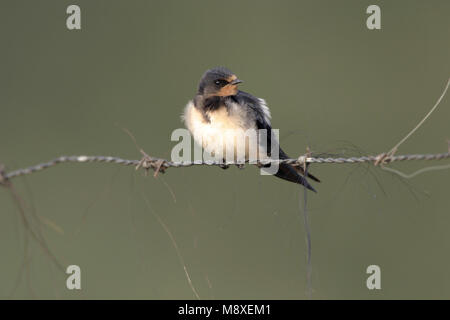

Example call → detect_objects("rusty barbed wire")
1 151 450 183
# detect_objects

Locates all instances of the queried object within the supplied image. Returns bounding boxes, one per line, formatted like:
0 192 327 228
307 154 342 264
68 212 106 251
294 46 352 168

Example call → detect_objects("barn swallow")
183 67 320 192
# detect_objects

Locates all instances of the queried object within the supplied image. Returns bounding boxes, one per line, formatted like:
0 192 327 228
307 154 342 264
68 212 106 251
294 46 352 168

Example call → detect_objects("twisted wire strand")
1 152 449 182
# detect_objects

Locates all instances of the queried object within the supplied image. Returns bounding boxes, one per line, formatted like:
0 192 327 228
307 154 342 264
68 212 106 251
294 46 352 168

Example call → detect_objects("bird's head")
197 67 243 98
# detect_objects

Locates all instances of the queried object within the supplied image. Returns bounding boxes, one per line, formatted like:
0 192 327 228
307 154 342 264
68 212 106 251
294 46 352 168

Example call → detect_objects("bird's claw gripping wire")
219 162 244 170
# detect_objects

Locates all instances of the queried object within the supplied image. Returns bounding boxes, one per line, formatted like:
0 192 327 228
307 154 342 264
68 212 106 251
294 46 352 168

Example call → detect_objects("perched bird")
183 67 320 192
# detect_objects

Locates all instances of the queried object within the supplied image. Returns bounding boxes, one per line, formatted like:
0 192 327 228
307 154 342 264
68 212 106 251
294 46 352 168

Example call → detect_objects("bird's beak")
230 79 243 85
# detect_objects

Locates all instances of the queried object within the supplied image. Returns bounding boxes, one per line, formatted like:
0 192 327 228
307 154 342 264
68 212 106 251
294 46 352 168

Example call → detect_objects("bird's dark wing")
233 91 319 191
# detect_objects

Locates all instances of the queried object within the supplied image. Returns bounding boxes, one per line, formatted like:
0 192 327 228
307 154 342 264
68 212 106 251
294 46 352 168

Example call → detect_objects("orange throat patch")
217 74 239 96
217 84 238 97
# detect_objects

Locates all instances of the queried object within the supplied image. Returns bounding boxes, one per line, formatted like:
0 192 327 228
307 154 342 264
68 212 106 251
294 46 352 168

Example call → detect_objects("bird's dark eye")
214 79 227 86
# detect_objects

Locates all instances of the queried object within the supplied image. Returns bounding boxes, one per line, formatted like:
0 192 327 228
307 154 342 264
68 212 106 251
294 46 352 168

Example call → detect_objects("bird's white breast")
182 100 261 161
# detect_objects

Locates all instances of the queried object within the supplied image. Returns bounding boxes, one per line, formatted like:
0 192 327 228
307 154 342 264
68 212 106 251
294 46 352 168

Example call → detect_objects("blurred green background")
0 0 449 299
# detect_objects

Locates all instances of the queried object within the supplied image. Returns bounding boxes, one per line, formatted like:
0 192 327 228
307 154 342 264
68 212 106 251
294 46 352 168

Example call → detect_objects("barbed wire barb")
377 77 450 165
